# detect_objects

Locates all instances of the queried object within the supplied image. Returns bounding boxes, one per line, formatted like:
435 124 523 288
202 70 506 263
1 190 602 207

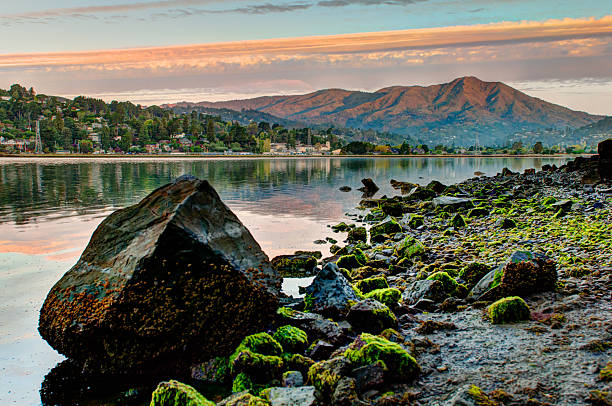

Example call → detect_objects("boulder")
358 178 379 197
432 196 473 210
347 299 397 334
271 254 318 277
282 371 304 387
401 279 448 305
268 386 316 406
598 139 612 180
38 177 281 374
302 263 360 318
469 251 556 301
150 380 215 406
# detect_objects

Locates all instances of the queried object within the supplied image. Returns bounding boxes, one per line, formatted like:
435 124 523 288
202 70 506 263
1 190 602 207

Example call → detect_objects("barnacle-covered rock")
39 176 282 374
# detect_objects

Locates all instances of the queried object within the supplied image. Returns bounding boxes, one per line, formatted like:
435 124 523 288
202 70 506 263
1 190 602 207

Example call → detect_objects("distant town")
0 84 601 156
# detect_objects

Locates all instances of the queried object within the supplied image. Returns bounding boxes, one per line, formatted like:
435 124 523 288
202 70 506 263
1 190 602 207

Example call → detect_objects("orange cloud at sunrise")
1 14 611 70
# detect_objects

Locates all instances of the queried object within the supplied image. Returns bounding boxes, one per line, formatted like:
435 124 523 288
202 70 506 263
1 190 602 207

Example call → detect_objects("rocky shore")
38 141 612 405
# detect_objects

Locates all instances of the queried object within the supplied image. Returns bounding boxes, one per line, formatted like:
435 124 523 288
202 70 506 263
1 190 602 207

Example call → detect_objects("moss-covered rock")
229 333 284 380
282 353 315 377
332 222 353 232
426 272 458 294
467 207 489 217
218 392 269 406
191 356 230 384
370 217 402 242
347 227 367 243
364 288 401 308
232 373 253 393
307 356 352 400
272 326 308 353
407 215 425 229
450 213 467 228
150 380 215 406
488 296 530 324
354 276 388 294
458 263 491 288
344 333 420 380
336 254 364 270
347 299 397 334
394 236 426 259
271 255 318 277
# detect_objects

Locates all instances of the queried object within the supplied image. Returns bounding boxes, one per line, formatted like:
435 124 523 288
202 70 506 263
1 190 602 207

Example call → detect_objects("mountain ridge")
166 76 605 146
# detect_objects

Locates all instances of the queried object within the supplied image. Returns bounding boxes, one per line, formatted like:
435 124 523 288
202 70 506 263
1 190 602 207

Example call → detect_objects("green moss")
150 380 215 406
467 385 498 406
272 255 317 276
307 357 349 398
229 333 284 380
458 262 491 288
344 333 420 380
348 227 367 243
222 392 269 406
353 248 368 266
370 217 402 241
282 353 315 376
408 215 424 229
332 222 353 232
303 293 314 311
394 236 426 259
364 288 401 308
272 325 308 353
337 254 364 270
230 333 283 359
232 373 253 393
277 307 297 319
354 276 388 294
426 272 458 294
488 296 530 324
600 361 612 381
329 244 341 254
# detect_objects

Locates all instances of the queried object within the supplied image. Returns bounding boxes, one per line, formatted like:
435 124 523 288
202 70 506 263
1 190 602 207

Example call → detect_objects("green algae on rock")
354 276 388 294
38 177 281 375
364 288 401 308
273 326 308 353
488 296 530 324
150 380 215 406
347 299 397 334
344 333 420 380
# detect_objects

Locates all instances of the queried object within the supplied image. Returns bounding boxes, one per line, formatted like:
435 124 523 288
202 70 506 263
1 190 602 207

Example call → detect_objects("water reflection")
0 156 570 405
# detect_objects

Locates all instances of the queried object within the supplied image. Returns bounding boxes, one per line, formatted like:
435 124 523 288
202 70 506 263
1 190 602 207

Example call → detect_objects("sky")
0 0 611 114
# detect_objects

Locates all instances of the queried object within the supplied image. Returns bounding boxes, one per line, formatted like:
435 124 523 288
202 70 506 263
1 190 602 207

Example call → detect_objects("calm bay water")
0 156 571 405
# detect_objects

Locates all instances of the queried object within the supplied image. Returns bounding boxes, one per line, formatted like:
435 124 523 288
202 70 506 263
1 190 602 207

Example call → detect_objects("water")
0 156 571 405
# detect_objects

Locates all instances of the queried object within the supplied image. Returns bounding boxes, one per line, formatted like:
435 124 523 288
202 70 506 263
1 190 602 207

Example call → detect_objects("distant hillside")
174 76 604 146
168 104 304 129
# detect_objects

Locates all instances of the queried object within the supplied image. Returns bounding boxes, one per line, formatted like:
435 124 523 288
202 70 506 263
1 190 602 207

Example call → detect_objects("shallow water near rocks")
0 156 572 405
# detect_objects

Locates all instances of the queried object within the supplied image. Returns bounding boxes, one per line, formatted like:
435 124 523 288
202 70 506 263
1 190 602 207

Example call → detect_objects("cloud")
318 0 425 6
1 14 611 70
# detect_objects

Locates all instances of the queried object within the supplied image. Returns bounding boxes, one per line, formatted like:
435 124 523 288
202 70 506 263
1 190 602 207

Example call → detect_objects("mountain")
169 105 305 128
169 77 604 146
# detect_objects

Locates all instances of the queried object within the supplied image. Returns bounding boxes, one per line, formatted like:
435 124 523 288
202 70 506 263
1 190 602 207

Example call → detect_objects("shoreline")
0 153 588 159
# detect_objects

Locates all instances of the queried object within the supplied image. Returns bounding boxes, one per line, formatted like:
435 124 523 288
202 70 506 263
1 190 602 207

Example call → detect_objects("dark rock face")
38 177 281 375
358 178 379 197
303 263 360 318
598 138 612 180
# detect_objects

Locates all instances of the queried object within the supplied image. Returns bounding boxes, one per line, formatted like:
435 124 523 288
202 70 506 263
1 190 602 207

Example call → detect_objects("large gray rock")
432 196 473 209
401 279 448 305
303 263 360 318
268 386 316 406
38 176 281 374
